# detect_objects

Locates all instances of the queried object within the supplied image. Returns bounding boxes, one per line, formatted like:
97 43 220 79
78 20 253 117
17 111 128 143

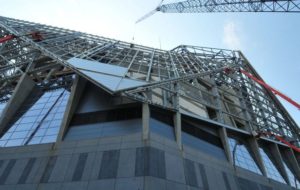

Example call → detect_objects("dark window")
71 104 142 126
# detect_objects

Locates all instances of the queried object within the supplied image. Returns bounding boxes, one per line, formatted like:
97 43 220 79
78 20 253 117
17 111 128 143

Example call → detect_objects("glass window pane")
283 161 300 188
259 147 286 183
0 88 70 147
229 138 262 175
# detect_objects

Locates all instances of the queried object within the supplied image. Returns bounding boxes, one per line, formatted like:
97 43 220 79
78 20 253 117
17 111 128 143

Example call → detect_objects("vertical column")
56 75 86 143
269 143 290 185
142 103 150 141
248 137 267 177
219 127 233 164
283 148 300 180
211 80 224 123
173 111 182 150
173 82 182 150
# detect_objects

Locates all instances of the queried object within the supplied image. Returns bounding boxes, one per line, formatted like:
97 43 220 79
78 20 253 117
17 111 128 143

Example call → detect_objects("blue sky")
1 0 299 125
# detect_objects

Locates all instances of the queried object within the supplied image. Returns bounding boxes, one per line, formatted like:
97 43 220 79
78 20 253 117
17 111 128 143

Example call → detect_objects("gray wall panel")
48 155 71 182
40 156 57 183
165 153 185 184
198 163 209 190
135 147 166 179
72 153 88 181
18 158 36 184
99 150 120 179
5 158 27 184
0 159 16 185
184 159 198 187
117 149 136 178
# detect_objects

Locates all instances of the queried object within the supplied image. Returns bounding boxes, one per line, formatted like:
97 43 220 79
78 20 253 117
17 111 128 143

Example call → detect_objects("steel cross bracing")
0 16 299 144
158 0 300 13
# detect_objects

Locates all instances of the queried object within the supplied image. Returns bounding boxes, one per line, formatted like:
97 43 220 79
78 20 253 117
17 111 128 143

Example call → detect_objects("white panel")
81 70 121 91
68 57 127 77
68 58 148 92
116 78 147 91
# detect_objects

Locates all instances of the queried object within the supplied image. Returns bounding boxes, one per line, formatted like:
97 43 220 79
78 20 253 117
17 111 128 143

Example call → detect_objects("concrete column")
142 103 150 141
0 73 39 136
211 82 224 123
219 127 233 164
269 143 290 185
283 148 300 180
173 112 182 150
248 138 267 177
56 75 87 143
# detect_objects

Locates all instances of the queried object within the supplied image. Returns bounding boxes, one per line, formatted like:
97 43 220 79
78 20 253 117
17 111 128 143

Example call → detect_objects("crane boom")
157 0 300 13
136 0 300 23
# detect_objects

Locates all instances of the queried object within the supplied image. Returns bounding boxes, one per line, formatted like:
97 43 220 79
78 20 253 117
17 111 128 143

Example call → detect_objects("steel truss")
0 16 299 144
158 0 300 13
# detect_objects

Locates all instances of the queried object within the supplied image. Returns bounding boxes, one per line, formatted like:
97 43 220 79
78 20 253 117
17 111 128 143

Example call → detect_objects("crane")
136 0 300 23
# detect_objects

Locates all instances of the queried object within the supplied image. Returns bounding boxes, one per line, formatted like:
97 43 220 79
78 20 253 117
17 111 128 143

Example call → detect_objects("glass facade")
283 161 300 188
229 138 262 175
0 89 70 147
259 147 286 183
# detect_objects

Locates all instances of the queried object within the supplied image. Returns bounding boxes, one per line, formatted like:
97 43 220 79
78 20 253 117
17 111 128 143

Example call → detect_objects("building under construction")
0 16 300 190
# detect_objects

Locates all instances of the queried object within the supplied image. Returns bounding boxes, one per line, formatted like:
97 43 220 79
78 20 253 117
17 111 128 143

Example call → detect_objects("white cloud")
222 21 242 50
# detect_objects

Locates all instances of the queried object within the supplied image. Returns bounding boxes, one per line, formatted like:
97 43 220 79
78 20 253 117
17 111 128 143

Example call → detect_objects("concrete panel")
222 172 232 190
236 177 259 190
37 183 62 190
0 159 16 185
48 155 71 182
117 149 136 178
15 184 38 190
88 179 115 190
166 180 187 190
144 176 166 190
81 152 97 181
18 158 36 184
61 181 89 190
183 159 198 187
5 158 27 184
71 153 88 181
63 154 79 182
26 157 48 183
98 150 120 179
198 163 209 190
165 153 185 183
90 152 103 180
115 177 143 190
40 156 57 183
135 147 166 179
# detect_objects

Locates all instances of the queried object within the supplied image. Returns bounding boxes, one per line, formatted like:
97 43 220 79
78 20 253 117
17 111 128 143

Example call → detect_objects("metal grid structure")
0 16 299 145
158 0 300 13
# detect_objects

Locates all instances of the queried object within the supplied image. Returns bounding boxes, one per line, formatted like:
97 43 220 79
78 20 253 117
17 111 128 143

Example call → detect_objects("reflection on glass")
229 138 262 175
259 147 286 183
283 161 300 188
0 89 69 147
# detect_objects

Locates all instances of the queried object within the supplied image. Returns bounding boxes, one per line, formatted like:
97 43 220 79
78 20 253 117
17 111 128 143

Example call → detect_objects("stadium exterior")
0 16 299 190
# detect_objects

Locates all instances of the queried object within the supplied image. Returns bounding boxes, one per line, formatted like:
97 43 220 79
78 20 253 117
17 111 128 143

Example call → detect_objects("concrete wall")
0 130 295 190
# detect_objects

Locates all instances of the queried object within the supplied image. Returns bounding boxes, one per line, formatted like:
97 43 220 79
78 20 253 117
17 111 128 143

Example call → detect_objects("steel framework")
0 16 299 145
158 0 300 13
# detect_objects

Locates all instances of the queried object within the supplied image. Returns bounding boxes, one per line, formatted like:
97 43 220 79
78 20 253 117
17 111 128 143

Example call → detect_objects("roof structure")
0 16 299 145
